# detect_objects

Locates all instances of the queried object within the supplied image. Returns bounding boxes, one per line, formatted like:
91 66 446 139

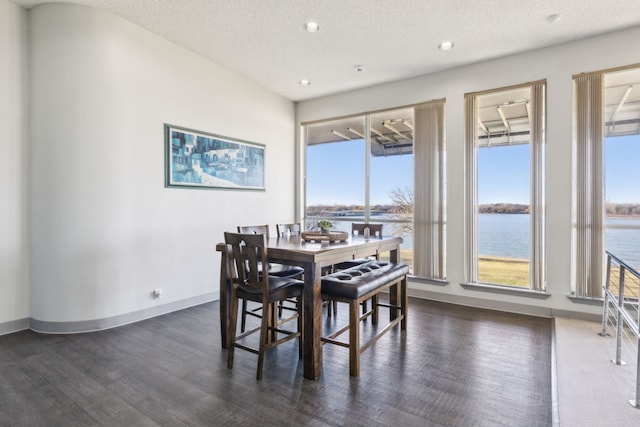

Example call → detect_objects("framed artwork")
165 124 265 190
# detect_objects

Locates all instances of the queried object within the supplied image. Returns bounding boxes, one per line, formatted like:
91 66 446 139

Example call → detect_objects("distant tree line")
479 203 530 214
606 203 640 217
308 202 640 217
476 203 640 216
306 204 396 216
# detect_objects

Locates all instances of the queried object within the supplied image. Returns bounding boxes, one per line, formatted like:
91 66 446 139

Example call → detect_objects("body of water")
479 214 640 270
605 217 640 270
315 213 640 271
479 214 530 259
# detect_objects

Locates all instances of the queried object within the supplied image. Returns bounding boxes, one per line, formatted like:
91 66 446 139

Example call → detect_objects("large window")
573 66 640 298
604 68 640 273
465 82 546 290
304 101 446 278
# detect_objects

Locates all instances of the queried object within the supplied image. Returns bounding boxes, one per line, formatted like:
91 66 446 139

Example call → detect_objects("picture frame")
165 124 265 191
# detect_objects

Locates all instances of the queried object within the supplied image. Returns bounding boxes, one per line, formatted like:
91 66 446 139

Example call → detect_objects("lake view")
321 213 640 271
478 214 640 270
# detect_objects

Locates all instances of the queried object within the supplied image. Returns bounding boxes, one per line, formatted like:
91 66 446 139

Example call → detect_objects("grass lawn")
479 256 530 287
381 251 530 288
379 248 413 268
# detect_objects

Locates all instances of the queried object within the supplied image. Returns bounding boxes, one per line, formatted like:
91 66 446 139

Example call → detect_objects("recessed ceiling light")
354 65 365 72
546 14 561 24
304 22 320 32
299 79 311 86
438 41 454 51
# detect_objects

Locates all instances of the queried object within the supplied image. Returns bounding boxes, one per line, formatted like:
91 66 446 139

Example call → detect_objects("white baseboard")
24 292 219 334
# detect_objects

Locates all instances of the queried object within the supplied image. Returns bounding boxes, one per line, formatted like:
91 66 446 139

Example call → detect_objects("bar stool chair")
224 232 304 380
276 223 301 237
238 225 303 332
277 223 338 316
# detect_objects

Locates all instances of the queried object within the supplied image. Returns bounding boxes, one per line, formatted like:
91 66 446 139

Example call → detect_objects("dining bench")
320 260 409 376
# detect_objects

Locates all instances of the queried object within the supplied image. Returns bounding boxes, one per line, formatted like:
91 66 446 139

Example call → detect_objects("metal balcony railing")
601 250 640 408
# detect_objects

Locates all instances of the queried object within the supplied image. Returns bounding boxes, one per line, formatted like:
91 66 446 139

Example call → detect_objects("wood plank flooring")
0 298 552 426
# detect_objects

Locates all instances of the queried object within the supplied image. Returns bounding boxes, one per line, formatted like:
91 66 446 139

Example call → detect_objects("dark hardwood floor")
0 298 552 426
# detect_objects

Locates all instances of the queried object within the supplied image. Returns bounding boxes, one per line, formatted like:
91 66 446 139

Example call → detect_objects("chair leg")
325 299 336 317
240 298 248 333
257 303 271 380
227 290 239 370
270 303 277 342
349 300 360 376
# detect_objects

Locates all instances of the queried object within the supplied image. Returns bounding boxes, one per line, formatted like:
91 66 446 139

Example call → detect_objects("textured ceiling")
11 0 640 101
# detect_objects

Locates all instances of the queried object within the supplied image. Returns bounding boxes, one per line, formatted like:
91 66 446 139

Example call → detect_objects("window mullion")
464 94 479 283
530 83 546 291
365 115 371 222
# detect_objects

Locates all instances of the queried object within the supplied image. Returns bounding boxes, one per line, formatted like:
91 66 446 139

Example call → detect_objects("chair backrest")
352 223 383 238
237 224 270 240
276 223 301 237
224 232 268 292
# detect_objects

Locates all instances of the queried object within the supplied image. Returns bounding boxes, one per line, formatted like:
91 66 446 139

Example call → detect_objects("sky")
478 144 529 204
306 139 413 206
605 134 640 204
306 140 366 205
306 134 640 206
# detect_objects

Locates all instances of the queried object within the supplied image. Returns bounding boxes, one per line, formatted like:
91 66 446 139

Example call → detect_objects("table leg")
303 263 323 380
389 245 400 320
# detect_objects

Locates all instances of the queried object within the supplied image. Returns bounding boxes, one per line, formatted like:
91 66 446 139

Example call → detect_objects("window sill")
566 295 603 306
409 275 449 286
461 282 551 299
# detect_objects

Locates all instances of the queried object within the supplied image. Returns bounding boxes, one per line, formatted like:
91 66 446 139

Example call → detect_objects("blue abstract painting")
165 124 265 190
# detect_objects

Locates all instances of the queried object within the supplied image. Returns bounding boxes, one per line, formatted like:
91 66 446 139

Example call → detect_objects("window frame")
573 64 640 298
301 100 446 280
464 80 547 291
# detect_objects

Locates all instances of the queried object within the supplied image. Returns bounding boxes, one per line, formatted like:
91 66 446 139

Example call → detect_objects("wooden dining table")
216 234 403 380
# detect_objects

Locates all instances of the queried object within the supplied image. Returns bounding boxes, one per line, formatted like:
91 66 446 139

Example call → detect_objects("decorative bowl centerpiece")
301 220 348 242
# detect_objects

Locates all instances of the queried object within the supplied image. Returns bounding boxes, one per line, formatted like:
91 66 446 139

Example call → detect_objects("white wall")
0 1 30 332
28 3 295 327
297 26 640 317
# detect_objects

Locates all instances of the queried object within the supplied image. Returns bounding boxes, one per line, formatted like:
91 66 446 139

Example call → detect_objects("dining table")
216 234 403 380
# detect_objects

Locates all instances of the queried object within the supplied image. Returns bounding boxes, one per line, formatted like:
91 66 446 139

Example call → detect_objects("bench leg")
389 282 400 321
371 294 379 324
349 300 360 376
